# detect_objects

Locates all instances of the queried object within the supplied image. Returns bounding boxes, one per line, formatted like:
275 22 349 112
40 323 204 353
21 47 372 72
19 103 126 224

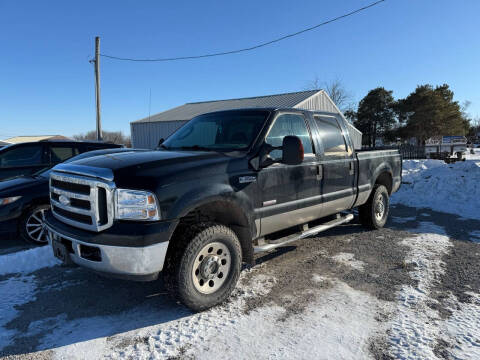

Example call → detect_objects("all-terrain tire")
358 185 389 229
164 222 242 311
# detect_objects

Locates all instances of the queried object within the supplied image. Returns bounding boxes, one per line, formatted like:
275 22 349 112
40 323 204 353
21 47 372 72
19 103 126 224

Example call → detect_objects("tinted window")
163 111 268 151
50 146 79 164
0 145 43 167
314 116 348 158
265 114 313 160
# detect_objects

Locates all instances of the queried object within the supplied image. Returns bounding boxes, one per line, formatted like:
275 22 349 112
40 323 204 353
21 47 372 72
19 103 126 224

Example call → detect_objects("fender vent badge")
239 176 256 184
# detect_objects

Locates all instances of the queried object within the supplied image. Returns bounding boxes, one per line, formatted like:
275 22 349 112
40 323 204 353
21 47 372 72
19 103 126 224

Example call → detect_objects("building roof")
133 90 321 123
1 135 70 144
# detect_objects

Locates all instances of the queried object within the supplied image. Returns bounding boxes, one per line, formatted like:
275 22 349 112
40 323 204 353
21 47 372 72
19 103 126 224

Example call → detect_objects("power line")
100 0 385 62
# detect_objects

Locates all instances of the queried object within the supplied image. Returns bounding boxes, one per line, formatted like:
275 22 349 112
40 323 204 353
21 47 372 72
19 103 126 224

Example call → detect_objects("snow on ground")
32 274 384 360
0 245 59 276
332 252 365 271
465 147 480 160
440 292 480 359
1 151 480 359
0 275 37 350
386 233 452 359
391 158 480 220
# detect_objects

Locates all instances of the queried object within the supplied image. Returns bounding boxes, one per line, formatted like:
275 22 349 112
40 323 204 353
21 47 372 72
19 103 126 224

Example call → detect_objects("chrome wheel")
26 209 47 244
192 242 231 294
374 193 386 222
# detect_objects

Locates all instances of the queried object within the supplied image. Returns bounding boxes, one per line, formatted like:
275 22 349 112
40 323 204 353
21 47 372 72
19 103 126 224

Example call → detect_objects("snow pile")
391 159 480 219
387 233 452 359
0 245 60 276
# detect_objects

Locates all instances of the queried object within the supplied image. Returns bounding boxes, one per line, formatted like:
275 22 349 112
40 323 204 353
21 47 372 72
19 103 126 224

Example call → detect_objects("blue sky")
1 0 479 139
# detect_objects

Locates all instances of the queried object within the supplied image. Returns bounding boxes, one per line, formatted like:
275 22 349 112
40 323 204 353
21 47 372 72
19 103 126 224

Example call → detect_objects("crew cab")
45 108 401 310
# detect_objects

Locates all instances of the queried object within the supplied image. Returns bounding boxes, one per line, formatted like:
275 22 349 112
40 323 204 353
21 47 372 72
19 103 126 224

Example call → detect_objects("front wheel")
358 185 389 229
165 223 242 311
19 205 50 245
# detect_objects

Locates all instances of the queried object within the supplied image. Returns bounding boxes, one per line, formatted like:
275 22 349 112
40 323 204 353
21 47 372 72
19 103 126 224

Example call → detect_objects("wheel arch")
166 192 256 265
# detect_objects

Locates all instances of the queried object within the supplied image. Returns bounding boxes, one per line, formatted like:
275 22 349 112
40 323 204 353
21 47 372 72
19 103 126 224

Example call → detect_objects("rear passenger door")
257 112 321 236
314 115 356 216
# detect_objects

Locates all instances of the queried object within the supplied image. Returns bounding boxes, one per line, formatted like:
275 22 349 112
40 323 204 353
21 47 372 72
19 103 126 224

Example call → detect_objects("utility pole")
93 36 102 141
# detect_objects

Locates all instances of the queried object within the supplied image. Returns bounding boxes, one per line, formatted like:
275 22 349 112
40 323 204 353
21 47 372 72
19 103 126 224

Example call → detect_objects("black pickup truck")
45 108 401 310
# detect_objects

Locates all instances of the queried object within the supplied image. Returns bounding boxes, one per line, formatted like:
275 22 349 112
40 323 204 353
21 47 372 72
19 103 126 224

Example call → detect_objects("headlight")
115 189 160 221
0 196 21 206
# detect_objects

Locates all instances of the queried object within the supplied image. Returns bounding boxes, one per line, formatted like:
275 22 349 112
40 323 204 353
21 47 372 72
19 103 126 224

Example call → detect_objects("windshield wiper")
177 145 216 152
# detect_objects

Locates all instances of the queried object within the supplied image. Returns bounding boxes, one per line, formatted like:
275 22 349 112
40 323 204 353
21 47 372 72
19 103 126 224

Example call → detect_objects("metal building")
131 90 362 149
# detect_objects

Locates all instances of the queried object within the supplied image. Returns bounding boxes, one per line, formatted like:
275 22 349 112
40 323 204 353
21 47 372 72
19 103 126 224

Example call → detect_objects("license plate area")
51 234 74 264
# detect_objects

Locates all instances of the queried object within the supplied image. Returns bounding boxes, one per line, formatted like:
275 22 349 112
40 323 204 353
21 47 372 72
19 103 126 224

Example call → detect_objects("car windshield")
162 111 269 151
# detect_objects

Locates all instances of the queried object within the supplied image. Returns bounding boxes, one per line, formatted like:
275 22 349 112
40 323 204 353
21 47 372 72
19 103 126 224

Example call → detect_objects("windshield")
162 111 269 151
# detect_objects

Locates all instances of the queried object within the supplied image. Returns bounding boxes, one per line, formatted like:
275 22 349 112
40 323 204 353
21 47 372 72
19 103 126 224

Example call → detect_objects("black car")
0 148 143 244
0 140 122 181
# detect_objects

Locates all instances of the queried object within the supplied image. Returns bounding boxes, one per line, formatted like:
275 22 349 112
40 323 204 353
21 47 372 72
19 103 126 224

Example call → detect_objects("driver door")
256 112 320 237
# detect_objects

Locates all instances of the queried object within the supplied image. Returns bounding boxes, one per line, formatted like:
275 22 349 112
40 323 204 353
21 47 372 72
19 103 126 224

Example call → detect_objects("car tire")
165 222 242 311
19 205 50 245
358 185 389 229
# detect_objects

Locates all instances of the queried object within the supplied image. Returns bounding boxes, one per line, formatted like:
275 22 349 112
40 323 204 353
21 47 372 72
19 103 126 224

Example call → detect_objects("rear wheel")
19 205 50 245
165 222 242 311
359 185 389 229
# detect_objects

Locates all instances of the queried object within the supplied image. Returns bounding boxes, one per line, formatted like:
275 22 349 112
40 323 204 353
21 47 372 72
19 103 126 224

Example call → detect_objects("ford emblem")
59 195 70 206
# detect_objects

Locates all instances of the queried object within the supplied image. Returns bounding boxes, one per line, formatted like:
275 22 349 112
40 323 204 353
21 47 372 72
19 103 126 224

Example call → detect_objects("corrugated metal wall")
131 91 362 149
294 91 338 113
294 91 362 149
131 120 187 149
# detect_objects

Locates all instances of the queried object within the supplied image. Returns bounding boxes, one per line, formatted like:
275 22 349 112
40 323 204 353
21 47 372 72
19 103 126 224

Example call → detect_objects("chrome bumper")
46 224 169 278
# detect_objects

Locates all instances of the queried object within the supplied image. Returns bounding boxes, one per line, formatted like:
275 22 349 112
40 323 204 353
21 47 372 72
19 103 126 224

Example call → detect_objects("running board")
253 213 354 254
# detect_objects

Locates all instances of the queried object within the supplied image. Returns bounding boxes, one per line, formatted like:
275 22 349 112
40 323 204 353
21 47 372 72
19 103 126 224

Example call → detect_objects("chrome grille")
50 171 115 232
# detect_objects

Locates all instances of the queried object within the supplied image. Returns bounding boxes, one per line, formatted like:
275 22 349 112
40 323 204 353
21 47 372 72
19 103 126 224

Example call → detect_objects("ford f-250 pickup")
45 108 401 311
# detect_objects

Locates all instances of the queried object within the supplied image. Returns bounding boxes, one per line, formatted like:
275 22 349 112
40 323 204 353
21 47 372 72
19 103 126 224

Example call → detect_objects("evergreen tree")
354 88 396 147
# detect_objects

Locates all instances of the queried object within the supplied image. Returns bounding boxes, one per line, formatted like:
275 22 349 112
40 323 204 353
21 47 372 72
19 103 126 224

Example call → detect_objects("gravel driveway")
1 204 479 359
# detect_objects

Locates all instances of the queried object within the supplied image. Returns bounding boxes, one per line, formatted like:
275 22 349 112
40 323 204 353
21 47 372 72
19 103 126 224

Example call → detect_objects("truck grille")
50 172 115 232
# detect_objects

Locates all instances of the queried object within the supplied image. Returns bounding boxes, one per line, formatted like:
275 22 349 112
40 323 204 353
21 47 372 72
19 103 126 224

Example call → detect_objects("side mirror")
282 136 304 165
157 138 165 146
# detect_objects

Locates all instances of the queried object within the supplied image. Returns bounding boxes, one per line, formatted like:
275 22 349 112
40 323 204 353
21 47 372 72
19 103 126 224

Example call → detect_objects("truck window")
163 111 268 151
314 116 349 158
0 144 44 167
265 114 313 160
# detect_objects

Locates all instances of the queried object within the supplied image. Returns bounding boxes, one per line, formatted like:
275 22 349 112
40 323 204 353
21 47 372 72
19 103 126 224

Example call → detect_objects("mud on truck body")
45 108 402 311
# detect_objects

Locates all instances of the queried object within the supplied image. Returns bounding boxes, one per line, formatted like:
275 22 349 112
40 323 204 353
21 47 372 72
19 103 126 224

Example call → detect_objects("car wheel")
165 222 242 311
358 185 389 229
20 205 50 245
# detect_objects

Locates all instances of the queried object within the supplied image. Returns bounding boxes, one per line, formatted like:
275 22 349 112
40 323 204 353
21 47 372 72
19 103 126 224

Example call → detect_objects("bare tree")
73 130 131 147
304 76 354 111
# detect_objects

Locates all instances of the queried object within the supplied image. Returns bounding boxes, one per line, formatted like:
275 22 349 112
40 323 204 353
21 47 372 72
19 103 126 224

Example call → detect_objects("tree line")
343 84 476 147
73 130 131 147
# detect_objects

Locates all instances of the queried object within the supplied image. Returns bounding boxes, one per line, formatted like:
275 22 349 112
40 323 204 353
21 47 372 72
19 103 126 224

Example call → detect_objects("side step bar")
253 213 354 254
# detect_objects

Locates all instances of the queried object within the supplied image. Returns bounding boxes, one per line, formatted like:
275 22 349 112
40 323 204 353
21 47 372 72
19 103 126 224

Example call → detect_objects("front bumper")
44 213 173 280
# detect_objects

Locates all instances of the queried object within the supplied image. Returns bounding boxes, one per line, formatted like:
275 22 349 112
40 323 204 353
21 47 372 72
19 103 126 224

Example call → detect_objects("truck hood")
52 150 232 183
68 150 225 171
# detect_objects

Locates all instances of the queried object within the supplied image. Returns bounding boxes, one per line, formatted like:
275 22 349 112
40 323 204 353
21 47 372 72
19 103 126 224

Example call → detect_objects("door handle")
349 161 354 175
316 164 323 180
